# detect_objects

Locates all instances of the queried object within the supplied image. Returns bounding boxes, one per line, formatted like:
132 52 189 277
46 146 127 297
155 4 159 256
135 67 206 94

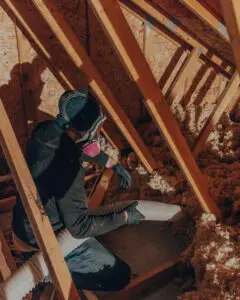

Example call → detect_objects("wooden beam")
0 174 12 183
0 230 17 281
193 71 240 157
120 0 232 74
28 0 156 173
220 0 240 76
102 121 125 150
103 258 180 300
89 0 220 217
4 0 155 173
180 0 229 42
87 169 114 210
0 99 80 300
167 48 200 105
0 196 16 212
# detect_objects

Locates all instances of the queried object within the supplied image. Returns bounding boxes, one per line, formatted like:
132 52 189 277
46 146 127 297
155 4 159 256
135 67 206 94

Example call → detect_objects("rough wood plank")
167 48 200 105
0 229 17 281
102 124 125 150
0 99 80 300
87 169 114 210
39 284 59 300
0 174 12 183
0 196 16 212
103 258 180 300
193 71 240 157
29 0 156 173
180 0 229 42
121 0 232 74
89 0 220 217
220 0 240 76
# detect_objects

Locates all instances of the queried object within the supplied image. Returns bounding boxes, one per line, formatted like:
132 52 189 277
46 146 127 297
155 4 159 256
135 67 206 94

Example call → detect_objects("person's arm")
82 150 131 189
58 188 127 238
81 150 111 167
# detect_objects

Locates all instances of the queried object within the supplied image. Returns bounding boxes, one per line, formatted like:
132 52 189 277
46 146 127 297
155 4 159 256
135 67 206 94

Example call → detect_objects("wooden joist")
0 230 17 281
87 169 114 210
0 174 12 183
220 0 240 76
4 0 155 173
167 48 200 105
193 71 240 157
121 0 232 74
180 0 229 42
89 0 220 217
0 99 80 300
0 196 16 212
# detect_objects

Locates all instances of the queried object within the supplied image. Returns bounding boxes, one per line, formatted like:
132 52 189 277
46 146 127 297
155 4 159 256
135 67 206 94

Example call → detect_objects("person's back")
13 119 84 246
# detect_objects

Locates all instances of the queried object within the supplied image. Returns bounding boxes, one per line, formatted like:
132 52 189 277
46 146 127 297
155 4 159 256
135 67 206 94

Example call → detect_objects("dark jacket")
12 120 125 246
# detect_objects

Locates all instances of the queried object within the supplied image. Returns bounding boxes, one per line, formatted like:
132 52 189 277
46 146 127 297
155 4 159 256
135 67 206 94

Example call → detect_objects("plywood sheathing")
149 0 234 65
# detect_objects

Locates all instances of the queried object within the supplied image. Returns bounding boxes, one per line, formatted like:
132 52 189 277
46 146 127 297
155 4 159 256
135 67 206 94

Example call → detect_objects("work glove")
124 201 145 225
112 163 132 189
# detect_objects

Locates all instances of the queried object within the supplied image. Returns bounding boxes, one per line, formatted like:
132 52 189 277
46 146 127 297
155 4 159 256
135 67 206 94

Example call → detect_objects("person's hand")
124 202 145 225
112 163 132 189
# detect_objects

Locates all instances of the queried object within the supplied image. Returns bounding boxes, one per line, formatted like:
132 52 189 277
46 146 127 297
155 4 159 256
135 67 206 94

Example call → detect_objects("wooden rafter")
121 0 232 74
0 174 12 183
87 169 114 210
0 99 80 299
167 48 200 105
180 0 229 42
220 0 240 76
0 230 17 281
193 71 240 157
89 0 220 217
5 0 156 173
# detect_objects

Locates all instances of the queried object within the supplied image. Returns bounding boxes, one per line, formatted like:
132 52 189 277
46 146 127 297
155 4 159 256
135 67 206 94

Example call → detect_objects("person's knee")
106 259 131 291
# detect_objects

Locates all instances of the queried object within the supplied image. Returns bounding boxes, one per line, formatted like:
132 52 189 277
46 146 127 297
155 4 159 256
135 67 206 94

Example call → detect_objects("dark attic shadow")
0 57 54 147
0 56 51 198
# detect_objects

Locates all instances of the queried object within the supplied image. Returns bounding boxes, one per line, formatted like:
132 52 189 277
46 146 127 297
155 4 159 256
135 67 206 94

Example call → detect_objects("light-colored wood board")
161 49 188 96
167 48 200 105
0 98 80 299
180 0 229 42
220 0 240 76
0 229 17 281
87 169 114 210
89 5 146 122
121 0 232 75
143 20 179 83
89 0 220 217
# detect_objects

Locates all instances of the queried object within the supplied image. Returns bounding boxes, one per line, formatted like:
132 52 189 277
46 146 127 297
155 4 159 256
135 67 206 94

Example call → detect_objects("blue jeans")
65 238 131 291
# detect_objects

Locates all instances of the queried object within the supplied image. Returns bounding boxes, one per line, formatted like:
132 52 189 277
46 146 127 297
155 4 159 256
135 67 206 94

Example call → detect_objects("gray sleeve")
58 188 126 238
